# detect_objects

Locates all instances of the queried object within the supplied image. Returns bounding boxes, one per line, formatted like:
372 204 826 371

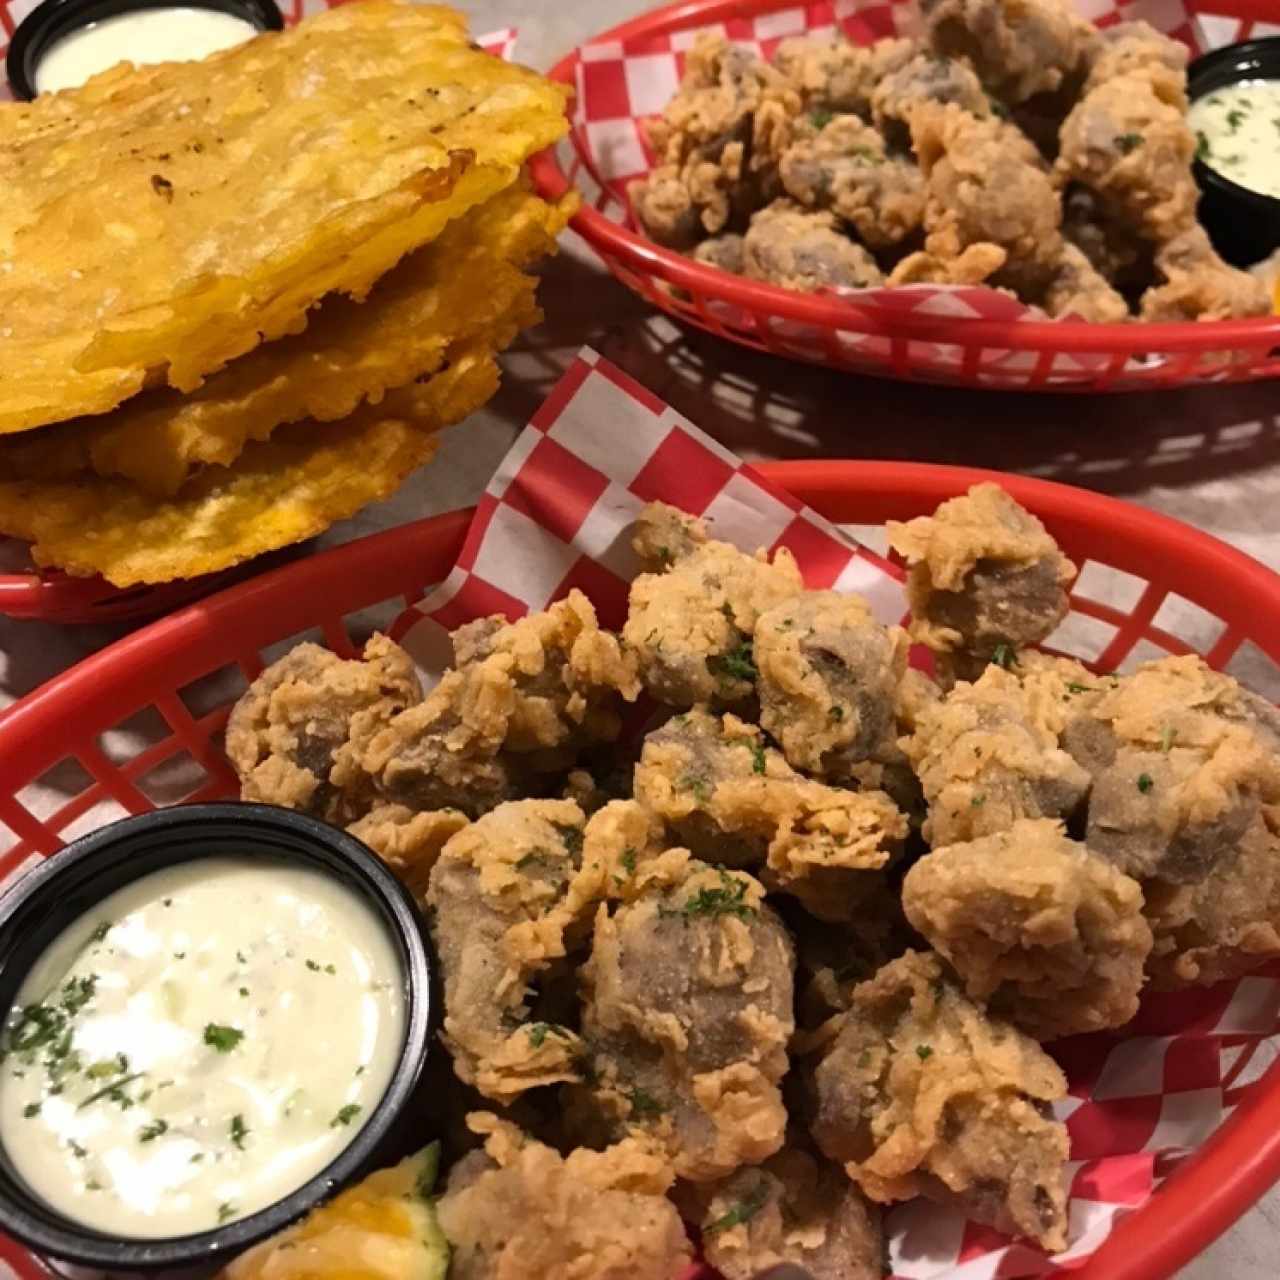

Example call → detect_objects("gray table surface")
3 1 1280 1273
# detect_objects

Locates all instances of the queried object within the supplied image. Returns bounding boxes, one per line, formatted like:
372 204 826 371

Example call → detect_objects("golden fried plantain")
0 186 573 496
0 326 524 586
0 0 570 433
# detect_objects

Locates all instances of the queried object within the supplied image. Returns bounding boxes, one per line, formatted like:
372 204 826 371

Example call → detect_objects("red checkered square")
629 426 737 511
580 58 633 119
774 513 859 588
503 435 610 546
551 554 632 632
1067 1096 1164 1161
429 575 529 632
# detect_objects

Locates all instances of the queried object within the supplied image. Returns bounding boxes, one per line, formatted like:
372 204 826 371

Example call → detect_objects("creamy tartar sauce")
35 9 258 95
0 859 404 1238
1188 79 1280 200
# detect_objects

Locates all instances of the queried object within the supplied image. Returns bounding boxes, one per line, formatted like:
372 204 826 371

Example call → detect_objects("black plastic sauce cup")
6 0 284 100
0 803 438 1271
1188 37 1280 269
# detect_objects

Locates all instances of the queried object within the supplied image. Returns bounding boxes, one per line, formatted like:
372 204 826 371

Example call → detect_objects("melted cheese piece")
0 858 405 1238
36 9 258 94
1189 79 1280 200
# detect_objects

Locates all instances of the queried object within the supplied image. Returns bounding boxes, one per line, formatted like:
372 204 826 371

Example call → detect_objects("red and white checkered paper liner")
566 0 1261 385
0 2 517 99
390 349 1280 1279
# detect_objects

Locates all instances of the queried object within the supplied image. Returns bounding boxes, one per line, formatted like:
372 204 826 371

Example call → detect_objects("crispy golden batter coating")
755 591 910 779
869 53 990 148
921 0 1092 104
346 803 469 900
1056 74 1198 243
450 592 641 753
425 799 594 1100
887 243 1008 287
909 103 1064 301
774 34 917 116
1044 242 1130 323
571 853 795 1181
634 709 907 920
437 1114 690 1280
0 0 570 435
682 1144 884 1280
1062 655 1280 884
887 482 1075 681
778 116 926 250
1139 226 1271 322
227 634 423 824
901 665 1090 847
623 502 803 705
809 951 1070 1252
903 819 1152 1038
1083 20 1189 109
744 202 884 291
1144 814 1280 989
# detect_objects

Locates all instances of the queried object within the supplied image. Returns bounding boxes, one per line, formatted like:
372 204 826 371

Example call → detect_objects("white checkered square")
471 504 579 611
584 118 649 182
572 483 650 581
624 53 681 117
1091 1036 1171 1100
755 6 811 38
1146 1087 1224 1154
702 471 797 550
832 552 908 623
1214 975 1280 1034
547 373 670 485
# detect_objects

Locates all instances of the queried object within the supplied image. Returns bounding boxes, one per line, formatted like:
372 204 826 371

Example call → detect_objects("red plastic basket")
527 0 1280 393
1 462 1279 1279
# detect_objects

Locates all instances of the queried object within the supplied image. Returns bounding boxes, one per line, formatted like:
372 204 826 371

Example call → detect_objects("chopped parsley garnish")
916 1044 934 1061
1196 130 1211 161
61 975 98 1017
305 960 321 972
620 848 637 878
79 1071 144 1110
526 1022 571 1049
680 773 712 803
626 1087 666 1118
1066 681 1092 694
70 1141 87 1159
138 1119 168 1142
331 1104 362 1128
86 1054 128 1080
89 922 112 945
1227 107 1246 131
325 964 336 975
555 823 585 857
857 1050 871 1069
239 987 249 997
851 145 882 164
230 1114 248 1149
236 951 247 964
750 742 767 774
990 643 1017 670
829 705 844 721
810 108 834 129
8 1003 68 1054
22 1102 40 1118
710 641 757 684
1114 132 1142 154
971 794 986 808
217 1203 236 1225
704 1180 771 1235
203 1024 243 1053
666 871 755 922
515 853 541 870
86 1179 103 1192
1137 773 1154 793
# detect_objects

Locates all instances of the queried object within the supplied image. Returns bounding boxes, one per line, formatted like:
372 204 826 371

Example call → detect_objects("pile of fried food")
0 0 573 587
630 0 1271 323
223 482 1280 1280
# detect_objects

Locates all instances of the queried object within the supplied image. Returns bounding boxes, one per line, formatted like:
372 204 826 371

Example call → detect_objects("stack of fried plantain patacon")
0 0 574 587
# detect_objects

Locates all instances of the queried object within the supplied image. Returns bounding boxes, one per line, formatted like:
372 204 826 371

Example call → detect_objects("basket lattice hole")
1071 561 1149 613
98 705 172 768
1043 611 1119 665
1116 637 1181 673
16 757 97 826
259 625 328 667
133 751 212 810
1151 592 1227 655
179 664 250 722
1224 641 1280 703
344 599 410 650
0 848 44 896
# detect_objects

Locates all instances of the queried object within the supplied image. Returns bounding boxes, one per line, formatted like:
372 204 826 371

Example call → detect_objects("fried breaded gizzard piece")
888 482 1076 684
809 950 1071 1252
903 819 1153 1039
0 1 570 434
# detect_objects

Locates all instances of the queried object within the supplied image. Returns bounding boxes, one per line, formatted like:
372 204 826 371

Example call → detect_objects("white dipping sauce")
35 9 258 95
0 859 404 1238
1188 79 1280 200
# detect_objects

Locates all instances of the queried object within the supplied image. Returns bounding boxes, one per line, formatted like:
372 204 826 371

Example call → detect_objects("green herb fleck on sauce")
138 1119 168 1142
203 1024 244 1053
230 1114 248 1150
217 1203 236 1225
331 1104 362 1128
